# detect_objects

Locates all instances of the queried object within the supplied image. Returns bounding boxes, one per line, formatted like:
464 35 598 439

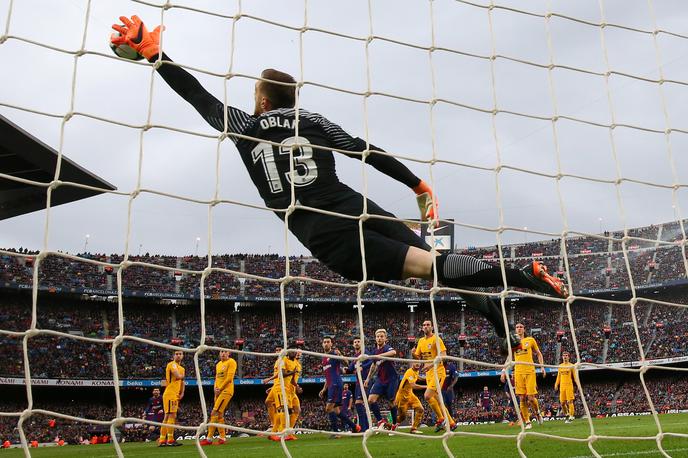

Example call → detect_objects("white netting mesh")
1 0 688 457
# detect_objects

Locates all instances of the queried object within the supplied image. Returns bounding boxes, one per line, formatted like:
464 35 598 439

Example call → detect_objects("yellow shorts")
514 372 537 396
287 391 300 410
267 386 287 411
426 366 446 392
395 393 422 410
213 392 233 414
559 384 574 402
162 394 179 414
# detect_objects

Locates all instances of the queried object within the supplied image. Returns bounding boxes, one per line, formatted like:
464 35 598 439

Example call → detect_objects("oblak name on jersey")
258 116 297 131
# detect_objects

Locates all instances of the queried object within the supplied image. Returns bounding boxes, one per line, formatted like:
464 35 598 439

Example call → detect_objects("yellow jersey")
514 336 539 374
272 356 298 387
291 359 302 390
214 358 237 395
397 367 421 397
164 361 185 397
556 362 575 387
414 334 446 370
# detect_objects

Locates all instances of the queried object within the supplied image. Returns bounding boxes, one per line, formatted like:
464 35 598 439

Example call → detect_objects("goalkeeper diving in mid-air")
111 15 568 350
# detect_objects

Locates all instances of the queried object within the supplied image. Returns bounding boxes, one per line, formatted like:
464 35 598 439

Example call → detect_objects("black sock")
435 253 530 288
460 287 508 338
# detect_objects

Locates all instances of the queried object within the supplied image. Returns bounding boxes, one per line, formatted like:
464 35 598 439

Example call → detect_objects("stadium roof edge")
0 114 116 220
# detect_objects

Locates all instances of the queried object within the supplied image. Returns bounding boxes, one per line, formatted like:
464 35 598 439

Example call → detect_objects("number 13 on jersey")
251 136 318 194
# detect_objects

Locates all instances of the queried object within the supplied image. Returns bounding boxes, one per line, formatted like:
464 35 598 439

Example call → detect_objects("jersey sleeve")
309 113 421 188
438 337 447 353
531 338 541 354
228 359 237 380
412 341 421 358
153 53 254 143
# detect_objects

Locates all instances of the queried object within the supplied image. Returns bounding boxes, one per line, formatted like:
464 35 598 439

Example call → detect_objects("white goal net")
1 1 688 457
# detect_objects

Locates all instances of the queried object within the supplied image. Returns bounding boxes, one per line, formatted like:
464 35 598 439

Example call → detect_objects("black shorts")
288 193 430 282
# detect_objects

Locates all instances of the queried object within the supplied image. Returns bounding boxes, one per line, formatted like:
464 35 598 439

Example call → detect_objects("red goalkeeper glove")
111 15 163 60
413 180 439 225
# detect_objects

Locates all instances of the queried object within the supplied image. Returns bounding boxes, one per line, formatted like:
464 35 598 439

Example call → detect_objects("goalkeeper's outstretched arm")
112 15 253 140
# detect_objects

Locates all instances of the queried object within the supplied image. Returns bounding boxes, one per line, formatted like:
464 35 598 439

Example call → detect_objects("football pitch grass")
7 414 688 457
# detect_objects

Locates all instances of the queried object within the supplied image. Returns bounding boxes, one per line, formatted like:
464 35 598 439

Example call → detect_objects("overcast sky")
1 0 687 257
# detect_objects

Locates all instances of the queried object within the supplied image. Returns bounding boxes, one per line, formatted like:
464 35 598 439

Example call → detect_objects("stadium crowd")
2 373 688 445
2 220 687 302
0 219 686 446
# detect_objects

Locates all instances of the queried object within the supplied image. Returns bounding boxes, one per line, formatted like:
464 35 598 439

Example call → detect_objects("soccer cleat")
214 439 226 445
537 415 544 426
353 424 362 433
166 440 182 447
376 419 389 430
524 422 533 430
521 261 569 298
568 415 575 422
328 434 341 439
285 435 296 441
199 439 212 446
389 423 399 432
410 427 424 434
268 435 281 442
434 419 445 432
157 441 167 447
565 418 572 424
450 422 458 432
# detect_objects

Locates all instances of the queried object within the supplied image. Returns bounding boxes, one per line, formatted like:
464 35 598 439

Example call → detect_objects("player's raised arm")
112 15 253 139
311 114 439 223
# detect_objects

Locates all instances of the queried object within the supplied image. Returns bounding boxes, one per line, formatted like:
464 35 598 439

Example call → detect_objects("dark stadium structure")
0 114 115 220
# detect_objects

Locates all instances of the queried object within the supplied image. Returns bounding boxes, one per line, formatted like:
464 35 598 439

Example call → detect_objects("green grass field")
7 414 688 457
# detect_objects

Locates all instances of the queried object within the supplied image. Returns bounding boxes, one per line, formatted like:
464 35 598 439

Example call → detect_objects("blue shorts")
327 383 343 405
145 413 164 424
370 378 398 400
354 381 369 401
441 390 454 404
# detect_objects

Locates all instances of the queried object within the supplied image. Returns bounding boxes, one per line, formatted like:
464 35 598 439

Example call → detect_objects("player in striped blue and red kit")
479 386 495 412
143 388 164 441
319 337 361 434
365 329 399 429
346 337 373 431
441 362 459 421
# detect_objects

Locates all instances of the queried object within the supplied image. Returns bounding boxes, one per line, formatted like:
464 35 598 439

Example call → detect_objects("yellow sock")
443 407 455 425
568 401 575 417
218 418 226 440
289 411 299 429
532 398 541 414
413 408 424 428
159 424 167 442
166 418 176 441
427 397 443 421
268 404 276 427
520 401 530 423
207 413 217 439
273 412 285 432
397 407 407 424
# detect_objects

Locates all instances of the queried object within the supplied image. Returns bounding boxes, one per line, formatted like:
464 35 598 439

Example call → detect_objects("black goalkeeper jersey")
202 105 370 210
154 54 421 212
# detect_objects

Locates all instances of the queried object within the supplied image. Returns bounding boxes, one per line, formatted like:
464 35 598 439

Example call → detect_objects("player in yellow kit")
200 350 237 446
394 362 426 434
262 350 299 441
160 350 185 447
413 320 456 432
501 323 545 430
554 351 578 424
263 346 282 434
286 350 303 438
